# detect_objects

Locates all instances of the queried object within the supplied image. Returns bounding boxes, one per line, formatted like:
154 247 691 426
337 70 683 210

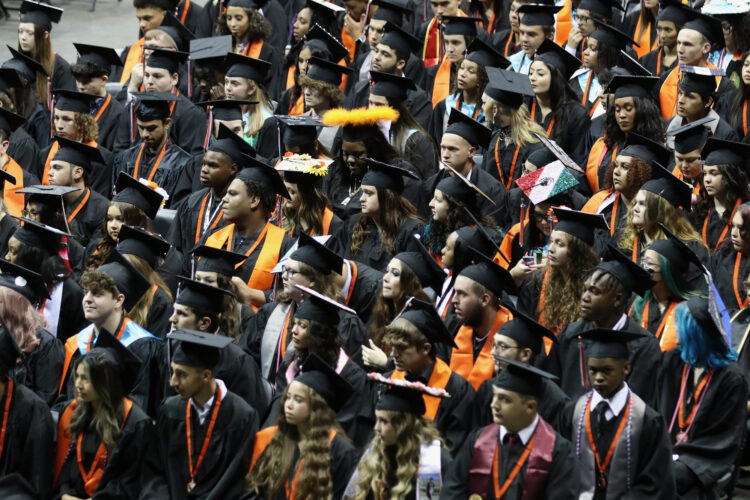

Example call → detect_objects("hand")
362 339 388 370
567 27 583 49
509 259 533 287
344 11 365 40
209 83 225 100
231 276 266 308
128 64 144 92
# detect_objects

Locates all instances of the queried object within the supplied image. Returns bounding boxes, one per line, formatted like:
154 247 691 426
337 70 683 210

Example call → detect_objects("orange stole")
499 222 522 269
432 57 452 107
341 27 357 62
249 426 337 474
239 39 264 58
581 189 613 214
392 358 452 420
450 307 512 389
289 94 304 115
659 63 721 119
671 166 701 196
120 38 144 84
585 137 610 193
632 17 656 59
1 156 26 218
554 0 572 46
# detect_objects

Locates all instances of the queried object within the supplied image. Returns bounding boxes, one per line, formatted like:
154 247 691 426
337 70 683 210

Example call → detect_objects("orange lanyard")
0 380 13 462
133 142 168 182
641 300 679 339
609 193 619 237
493 136 522 190
93 94 111 122
345 261 358 305
67 188 90 224
702 199 740 251
194 193 224 244
530 101 555 136
455 93 481 120
734 252 749 309
179 0 190 24
186 386 223 491
677 365 712 433
585 392 632 487
87 319 129 353
492 432 536 497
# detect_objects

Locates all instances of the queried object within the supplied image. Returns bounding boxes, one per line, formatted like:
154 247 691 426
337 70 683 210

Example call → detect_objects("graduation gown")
7 127 42 176
251 114 282 160
482 128 536 191
492 29 521 58
640 47 678 76
0 215 18 260
65 187 109 249
169 187 230 270
175 0 213 38
141 389 259 500
23 104 52 150
341 259 384 325
11 327 63 407
429 94 486 152
93 93 126 153
531 100 591 166
708 247 748 315
54 400 154 500
54 278 88 343
40 140 114 199
656 351 747 496
145 286 173 339
343 78 432 131
695 201 741 253
51 54 77 93
399 129 438 179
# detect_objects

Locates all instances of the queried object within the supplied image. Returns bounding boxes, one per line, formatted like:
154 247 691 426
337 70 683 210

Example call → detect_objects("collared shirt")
611 313 628 331
508 50 532 74
190 379 227 425
590 383 629 422
499 414 539 445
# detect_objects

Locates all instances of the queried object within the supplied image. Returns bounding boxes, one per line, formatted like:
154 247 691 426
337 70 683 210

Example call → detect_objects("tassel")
130 101 136 142
49 91 55 139
578 336 588 389
203 107 213 150
187 60 192 99
362 0 373 35
519 199 526 247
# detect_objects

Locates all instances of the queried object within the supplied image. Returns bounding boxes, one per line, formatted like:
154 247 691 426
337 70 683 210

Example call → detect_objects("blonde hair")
122 253 172 328
144 29 178 50
483 99 545 146
244 83 274 138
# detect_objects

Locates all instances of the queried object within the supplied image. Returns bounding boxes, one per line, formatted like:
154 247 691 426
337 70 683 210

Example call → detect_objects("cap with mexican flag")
514 161 579 206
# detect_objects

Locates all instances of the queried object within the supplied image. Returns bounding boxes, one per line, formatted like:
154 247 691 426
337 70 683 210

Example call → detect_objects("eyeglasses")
21 209 40 218
281 266 299 278
491 341 521 352
722 23 733 33
572 12 591 23
342 151 366 160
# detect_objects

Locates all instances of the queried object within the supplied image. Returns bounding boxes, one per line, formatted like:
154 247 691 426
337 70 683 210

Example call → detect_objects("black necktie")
592 401 608 437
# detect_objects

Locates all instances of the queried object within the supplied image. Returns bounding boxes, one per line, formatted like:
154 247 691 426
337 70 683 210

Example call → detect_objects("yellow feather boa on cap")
322 107 399 127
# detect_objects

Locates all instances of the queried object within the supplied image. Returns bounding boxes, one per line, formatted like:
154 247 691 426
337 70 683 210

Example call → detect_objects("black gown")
56 278 88 343
51 54 77 93
65 187 109 249
342 259 384 325
696 203 739 252
482 128 536 191
23 104 52 150
169 187 230 267
11 327 64 407
93 92 126 153
7 127 42 175
708 247 748 315
639 47 678 76
40 140 114 199
531 100 592 166
343 78 432 131
0 216 18 260
145 286 173 339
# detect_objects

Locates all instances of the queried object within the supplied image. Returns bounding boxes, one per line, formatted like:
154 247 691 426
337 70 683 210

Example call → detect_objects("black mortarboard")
444 108 492 149
98 250 151 311
441 15 480 36
0 68 23 96
277 115 323 151
146 48 188 74
192 244 247 276
199 99 255 122
74 43 123 70
551 207 608 246
50 136 104 170
577 328 645 359
526 144 557 168
649 223 702 276
454 225 496 266
226 0 260 9
658 0 694 26
534 38 582 80
18 185 78 216
702 137 750 169
617 50 652 76
436 168 494 207
112 172 165 220
90 327 143 393
189 36 232 63
19 0 63 31
208 123 256 164
305 0 346 16
464 38 510 68
371 0 411 25
679 66 721 98
132 92 177 121
682 11 723 45
686 296 727 342
116 225 170 267
10 217 69 250
0 315 21 371
485 67 534 109
493 356 556 398
380 21 422 57
158 12 196 52
52 89 96 114
225 52 271 82
370 71 416 102
459 245 516 297
641 162 692 209
361 158 418 193
0 108 25 134
175 275 235 311
0 259 50 304
291 232 343 275
578 0 623 18
497 302 556 354
374 379 427 414
294 284 355 325
5 46 48 81
393 296 456 347
296 353 354 412
306 24 349 63
169 329 232 369
518 3 562 26
620 132 671 166
595 243 652 296
666 115 711 154
590 21 637 51
394 236 446 292
0 170 15 191
237 154 290 198
305 57 352 86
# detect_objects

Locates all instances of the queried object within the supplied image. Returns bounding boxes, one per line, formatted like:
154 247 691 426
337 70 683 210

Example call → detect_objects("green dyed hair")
631 253 701 322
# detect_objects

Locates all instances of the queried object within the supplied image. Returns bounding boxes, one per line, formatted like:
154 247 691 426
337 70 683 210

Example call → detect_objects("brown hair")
86 202 154 270
297 74 344 108
282 183 335 237
79 268 120 298
350 187 421 255
602 155 652 200
0 287 44 354
19 24 54 110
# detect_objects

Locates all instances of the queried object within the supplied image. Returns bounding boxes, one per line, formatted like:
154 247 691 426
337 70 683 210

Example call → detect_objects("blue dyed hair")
675 302 737 369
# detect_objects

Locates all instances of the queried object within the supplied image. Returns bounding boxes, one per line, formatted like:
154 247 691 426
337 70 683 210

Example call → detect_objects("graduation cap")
192 244 247 277
145 48 189 74
189 36 232 63
175 275 235 311
112 172 165 220
686 296 728 343
73 43 124 70
158 12 196 52
305 0 346 15
52 89 97 114
0 259 50 305
0 315 20 371
98 250 151 311
0 68 23 96
0 108 25 135
116 225 170 267
4 46 48 82
681 11 724 45
132 92 177 121
442 15 480 36
305 57 352 86
89 327 143 393
525 143 556 169
443 108 492 149
10 217 69 251
534 38 582 80
518 3 562 26
679 65 722 98
493 356 557 398
595 243 652 296
225 52 271 82
658 0 695 26
17 185 78 218
485 67 534 109
226 0 261 9
667 115 711 154
291 232 343 275
371 371 450 414
620 132 671 166
276 143 333 184
590 21 638 51
0 167 16 193
371 0 411 25
380 21 422 57
497 302 556 354
50 136 104 170
370 71 416 102
577 0 623 19
464 38 510 68
459 245 516 298
640 162 692 209
323 106 399 142
19 0 63 31
208 123 256 165
361 158 418 194
169 328 232 369
436 166 495 206
394 235 446 292
454 223 497 265
702 137 750 169
294 284 356 325
616 50 652 77
393 296 456 347
551 207 608 246
577 328 645 359
237 154 290 198
199 99 255 123
306 24 349 63
295 353 355 412
514 160 580 205
650 222 704 276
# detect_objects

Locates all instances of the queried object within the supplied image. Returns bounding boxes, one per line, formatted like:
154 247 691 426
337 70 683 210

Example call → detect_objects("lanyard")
609 193 620 237
492 431 536 497
67 188 90 224
195 193 224 244
702 199 740 251
87 319 129 353
186 386 223 491
640 300 679 340
493 135 522 190
503 33 514 57
734 252 749 309
631 235 639 262
669 364 712 445
585 391 633 489
178 0 190 24
133 142 168 182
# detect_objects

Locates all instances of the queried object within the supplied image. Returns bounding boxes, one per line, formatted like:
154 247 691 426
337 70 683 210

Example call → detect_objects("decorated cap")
112 172 165 220
371 371 450 414
497 302 556 354
20 0 63 30
294 284 355 325
237 154 290 198
295 353 355 412
640 162 692 209
73 43 123 70
702 137 750 169
370 71 416 102
305 56 352 86
276 155 331 190
606 74 659 100
577 328 645 359
175 275 234 312
534 39 582 80
679 65 722 98
53 89 97 114
371 0 410 25
291 232 343 275
441 15 480 36
361 158 418 193
514 161 579 206
444 108 492 149
116 225 170 268
192 244 247 276
189 35 233 62
493 356 556 398
551 207 608 246
619 132 671 166
89 327 143 393
666 115 711 154
208 123 256 164
169 329 232 369
518 3 561 26
0 108 25 135
225 52 271 82
323 107 399 143
51 136 104 170
590 21 637 51
0 258 50 304
595 244 652 296
394 236 446 292
97 250 151 311
132 92 177 121
393 296 455 346
146 48 188 74
380 21 422 57
485 67 534 109
0 315 21 371
686 296 729 343
464 38 510 68
458 245 515 297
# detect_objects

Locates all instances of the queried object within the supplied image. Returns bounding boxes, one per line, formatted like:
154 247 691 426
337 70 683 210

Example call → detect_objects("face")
368 93 389 109
302 85 327 110
200 150 236 189
531 203 553 236
641 249 663 283
611 155 631 194
137 118 169 150
284 381 311 426
4 237 20 264
390 338 429 371
457 60 480 91
284 181 301 211
293 7 312 41
143 67 177 93
452 275 483 325
582 37 598 70
520 24 546 56
429 0 458 18
76 75 108 96
674 148 702 179
382 258 403 299
281 258 313 298
440 133 474 170
169 362 208 400
491 386 533 430
677 89 708 119
743 57 750 85
722 20 735 48
222 178 252 221
360 185 380 215
17 23 36 52
368 18 386 50
677 29 709 66
588 357 630 399
613 97 636 133
546 230 570 268
702 164 724 197
82 287 121 324
731 211 750 253
575 8 596 36
429 189 451 223
444 34 467 64
225 6 250 40
48 160 76 187
214 118 243 138
291 317 311 350
53 109 78 139
341 141 368 177
441 231 458 269
22 201 42 222
631 190 648 227
224 76 253 100
580 271 622 323
170 303 199 330
297 47 313 76
106 204 124 241
372 44 400 74
374 410 398 445
657 20 678 48
136 7 166 34
491 333 523 372
528 61 551 95
195 270 220 287
74 363 99 406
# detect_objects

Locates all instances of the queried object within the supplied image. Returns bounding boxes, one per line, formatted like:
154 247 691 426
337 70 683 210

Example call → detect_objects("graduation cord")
67 188 90 224
529 101 555 137
668 365 713 445
702 199 740 251
734 252 749 309
133 141 168 183
454 92 481 120
93 94 111 122
186 385 223 492
492 431 536 497
0 380 13 462
493 134 522 190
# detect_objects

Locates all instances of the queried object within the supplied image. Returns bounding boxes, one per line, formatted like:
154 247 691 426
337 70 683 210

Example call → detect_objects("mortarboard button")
459 245 516 297
145 48 189 74
534 38 582 80
702 137 750 171
10 216 70 251
590 21 638 51
442 16 481 36
295 353 355 412
370 0 411 25
5 45 48 80
290 232 343 275
52 89 98 114
380 21 422 56
619 132 671 166
577 328 646 360
305 24 349 63
464 38 510 68
393 296 456 347
497 301 557 355
370 71 416 102
682 11 724 46
132 91 178 121
90 327 143 393
189 35 233 63
606 74 659 100
199 99 257 122
208 122 256 165
50 136 104 170
444 108 492 149
0 258 50 304
485 67 534 109
394 235 446 292
237 154 290 198
577 0 623 18
595 243 653 296
175 275 235 312
304 57 352 86
518 3 562 26
666 116 712 154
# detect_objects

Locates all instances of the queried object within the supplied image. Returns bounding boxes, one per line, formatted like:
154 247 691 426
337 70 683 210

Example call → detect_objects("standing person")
440 358 580 498
142 330 259 499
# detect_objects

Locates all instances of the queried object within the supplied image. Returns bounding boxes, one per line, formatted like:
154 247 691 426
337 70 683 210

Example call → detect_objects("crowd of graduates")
2 0 750 497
